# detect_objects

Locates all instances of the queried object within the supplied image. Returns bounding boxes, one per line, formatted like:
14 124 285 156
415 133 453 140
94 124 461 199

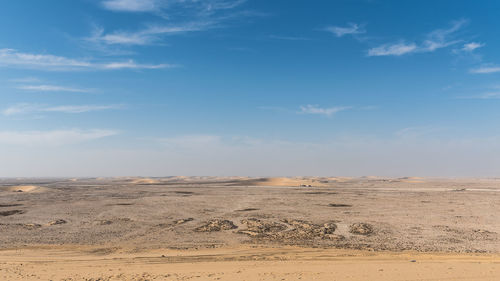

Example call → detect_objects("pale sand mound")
130 178 160 184
0 185 47 193
230 177 329 187
398 177 425 183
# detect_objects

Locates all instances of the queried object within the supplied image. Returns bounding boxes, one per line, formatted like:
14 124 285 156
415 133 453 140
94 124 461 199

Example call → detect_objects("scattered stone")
48 219 67 225
23 223 42 229
195 219 237 232
349 223 374 235
238 218 338 242
174 218 194 225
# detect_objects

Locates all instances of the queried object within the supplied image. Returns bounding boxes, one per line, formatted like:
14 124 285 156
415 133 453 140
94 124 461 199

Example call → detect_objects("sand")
0 185 45 193
0 177 499 280
1 246 499 281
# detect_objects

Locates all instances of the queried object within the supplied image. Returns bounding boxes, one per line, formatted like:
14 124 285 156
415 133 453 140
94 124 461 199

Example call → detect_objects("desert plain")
0 176 499 280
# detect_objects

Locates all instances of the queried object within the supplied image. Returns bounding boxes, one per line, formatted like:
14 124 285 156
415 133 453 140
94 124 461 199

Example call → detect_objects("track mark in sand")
0 210 25 216
328 203 353 207
0 204 23 207
173 191 197 196
304 191 338 195
236 208 260 212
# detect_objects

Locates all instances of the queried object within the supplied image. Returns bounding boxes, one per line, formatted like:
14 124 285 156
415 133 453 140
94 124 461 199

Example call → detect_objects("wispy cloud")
2 103 123 116
462 42 484 52
17 85 91 93
470 65 500 74
0 48 173 71
102 0 157 12
100 0 246 14
86 23 209 46
0 129 118 146
325 23 365 37
458 92 500 99
368 19 467 57
299 105 351 117
91 0 250 46
368 42 417 56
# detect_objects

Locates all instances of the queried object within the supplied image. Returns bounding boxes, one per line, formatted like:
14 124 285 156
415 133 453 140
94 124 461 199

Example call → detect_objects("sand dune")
230 177 330 187
0 185 46 193
129 178 161 184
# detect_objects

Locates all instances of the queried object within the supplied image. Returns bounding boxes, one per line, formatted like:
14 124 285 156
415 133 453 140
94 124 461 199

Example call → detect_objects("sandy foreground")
0 176 499 280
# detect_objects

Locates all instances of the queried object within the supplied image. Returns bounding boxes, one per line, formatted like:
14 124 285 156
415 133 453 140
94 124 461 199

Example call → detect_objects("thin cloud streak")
470 65 500 74
0 49 173 71
299 105 351 117
325 23 365 37
17 85 91 93
91 0 250 46
86 23 210 46
102 0 157 12
2 104 124 116
368 42 417 56
368 19 467 56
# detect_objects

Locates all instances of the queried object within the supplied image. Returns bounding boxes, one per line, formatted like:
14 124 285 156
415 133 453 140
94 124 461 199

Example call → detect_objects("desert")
0 177 499 280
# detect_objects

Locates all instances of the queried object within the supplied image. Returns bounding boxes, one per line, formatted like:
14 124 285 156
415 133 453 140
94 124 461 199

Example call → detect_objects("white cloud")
462 42 484 51
478 92 500 99
368 42 418 56
368 19 466 57
0 129 117 146
91 0 249 46
102 0 157 12
0 48 172 71
17 85 91 93
102 60 173 69
325 23 364 37
87 21 214 46
2 104 123 116
100 0 246 14
470 65 500 74
299 105 350 117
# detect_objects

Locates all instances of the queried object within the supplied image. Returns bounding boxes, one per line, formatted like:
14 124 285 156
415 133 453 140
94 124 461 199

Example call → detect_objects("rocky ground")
0 177 499 253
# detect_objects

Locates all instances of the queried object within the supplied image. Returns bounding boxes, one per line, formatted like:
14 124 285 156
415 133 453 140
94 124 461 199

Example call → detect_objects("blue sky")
1 0 500 177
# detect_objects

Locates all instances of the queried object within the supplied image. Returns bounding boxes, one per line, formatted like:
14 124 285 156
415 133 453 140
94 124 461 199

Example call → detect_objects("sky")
1 0 500 177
